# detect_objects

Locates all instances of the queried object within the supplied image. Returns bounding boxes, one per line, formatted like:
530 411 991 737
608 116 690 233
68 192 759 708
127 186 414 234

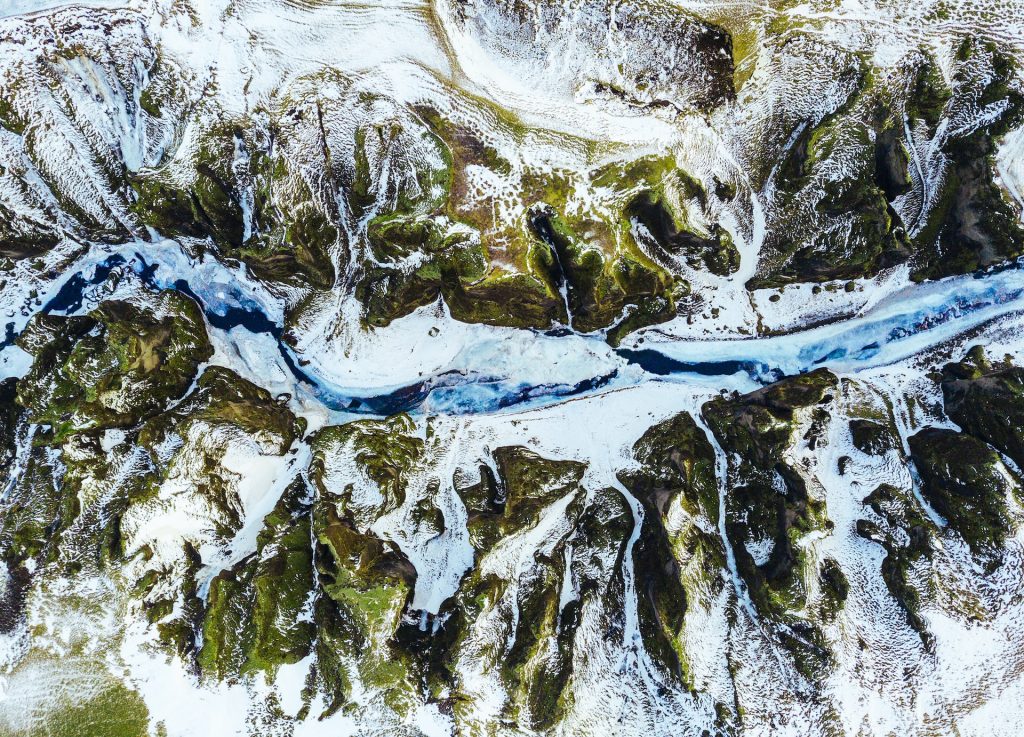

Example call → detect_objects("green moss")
446 271 566 330
403 111 686 337
528 206 679 336
610 412 726 688
626 189 739 277
198 481 315 680
750 61 924 288
3 665 150 737
155 542 205 658
907 53 952 129
348 126 378 219
856 483 934 645
503 563 573 730
451 478 629 731
128 175 208 239
0 432 67 568
0 377 23 471
15 292 212 440
356 219 488 328
240 198 338 290
137 56 166 119
910 41 1024 280
908 427 1016 555
702 371 836 625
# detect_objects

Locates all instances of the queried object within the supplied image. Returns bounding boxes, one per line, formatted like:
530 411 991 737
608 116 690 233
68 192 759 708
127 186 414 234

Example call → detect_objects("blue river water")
6 241 1024 416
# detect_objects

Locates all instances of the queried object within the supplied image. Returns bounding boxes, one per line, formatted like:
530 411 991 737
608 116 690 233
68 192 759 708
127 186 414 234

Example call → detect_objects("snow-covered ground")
2 0 1024 735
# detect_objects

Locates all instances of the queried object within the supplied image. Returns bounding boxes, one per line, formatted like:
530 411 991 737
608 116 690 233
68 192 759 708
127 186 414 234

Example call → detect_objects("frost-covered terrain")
2 0 1024 735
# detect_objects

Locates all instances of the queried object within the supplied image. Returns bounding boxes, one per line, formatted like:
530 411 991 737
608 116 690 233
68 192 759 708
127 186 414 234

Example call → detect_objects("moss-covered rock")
139 365 300 455
817 558 849 620
311 498 417 715
702 370 836 628
749 40 1020 288
198 480 315 680
856 483 934 645
356 222 488 328
941 350 1024 471
908 427 1017 555
910 40 1024 280
529 205 680 336
748 55 925 289
123 367 302 662
503 485 631 731
0 428 65 568
16 291 212 439
399 109 687 338
621 411 719 523
849 418 896 456
618 412 724 681
303 416 428 713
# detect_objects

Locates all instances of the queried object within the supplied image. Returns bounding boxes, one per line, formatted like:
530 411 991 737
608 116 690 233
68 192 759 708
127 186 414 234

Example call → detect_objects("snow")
3 0 1024 734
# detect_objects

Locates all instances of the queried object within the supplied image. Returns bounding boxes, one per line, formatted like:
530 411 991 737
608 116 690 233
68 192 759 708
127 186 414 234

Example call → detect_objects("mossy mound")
0 377 23 470
750 64 912 288
941 349 1024 471
310 414 422 520
910 40 1024 280
702 370 836 639
856 483 934 646
752 40 1024 288
627 187 740 278
621 411 719 523
529 205 681 338
817 558 849 621
619 411 725 682
198 480 316 680
125 366 302 661
1 292 216 608
304 416 425 714
0 427 67 570
908 427 1017 555
16 291 212 440
849 418 896 456
376 110 694 338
